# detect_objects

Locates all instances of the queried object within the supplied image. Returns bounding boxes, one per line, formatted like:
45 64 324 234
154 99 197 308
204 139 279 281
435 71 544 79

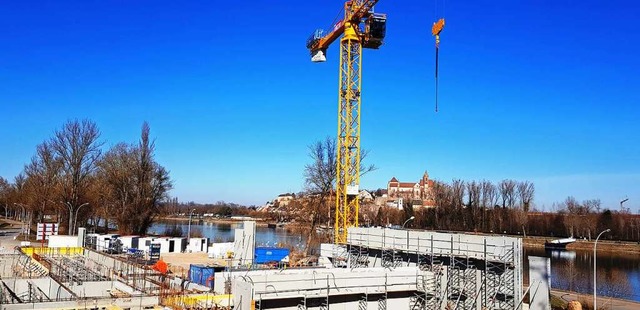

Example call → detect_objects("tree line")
160 199 257 218
368 180 639 242
0 119 172 235
276 138 640 245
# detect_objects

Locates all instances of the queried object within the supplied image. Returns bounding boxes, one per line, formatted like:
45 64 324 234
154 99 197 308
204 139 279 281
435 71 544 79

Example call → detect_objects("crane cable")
433 0 445 112
435 40 440 112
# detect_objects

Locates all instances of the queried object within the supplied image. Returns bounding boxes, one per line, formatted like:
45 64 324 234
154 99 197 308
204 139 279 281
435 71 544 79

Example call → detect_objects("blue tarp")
189 264 215 288
254 247 290 264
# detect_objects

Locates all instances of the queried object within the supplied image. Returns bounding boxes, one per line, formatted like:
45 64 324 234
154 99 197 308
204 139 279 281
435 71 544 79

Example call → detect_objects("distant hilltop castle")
386 171 436 209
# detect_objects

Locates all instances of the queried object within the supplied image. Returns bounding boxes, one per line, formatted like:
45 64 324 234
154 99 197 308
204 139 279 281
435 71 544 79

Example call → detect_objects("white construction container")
96 234 120 252
153 237 172 253
187 238 209 253
170 237 186 253
138 237 156 253
119 235 140 250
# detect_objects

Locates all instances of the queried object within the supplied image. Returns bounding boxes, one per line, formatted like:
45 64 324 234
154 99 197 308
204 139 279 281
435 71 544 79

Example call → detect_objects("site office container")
170 237 187 253
96 234 120 252
254 247 290 264
153 237 186 253
119 236 140 251
138 237 156 253
187 237 209 253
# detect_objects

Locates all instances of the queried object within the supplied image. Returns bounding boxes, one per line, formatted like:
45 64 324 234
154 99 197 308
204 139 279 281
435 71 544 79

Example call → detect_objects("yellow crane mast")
306 0 387 244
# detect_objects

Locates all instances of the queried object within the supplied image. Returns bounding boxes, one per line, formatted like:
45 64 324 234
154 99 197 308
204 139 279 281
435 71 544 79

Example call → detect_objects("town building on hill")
386 171 437 209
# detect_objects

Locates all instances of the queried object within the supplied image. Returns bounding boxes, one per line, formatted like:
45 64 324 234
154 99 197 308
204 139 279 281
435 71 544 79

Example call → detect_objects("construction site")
0 221 537 310
0 0 565 309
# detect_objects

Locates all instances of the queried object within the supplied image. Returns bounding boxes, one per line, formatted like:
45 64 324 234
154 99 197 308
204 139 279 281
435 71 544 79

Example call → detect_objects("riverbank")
523 235 640 254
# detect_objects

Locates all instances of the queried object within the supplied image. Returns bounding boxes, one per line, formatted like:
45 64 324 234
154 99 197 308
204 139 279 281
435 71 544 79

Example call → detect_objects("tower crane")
306 0 387 244
307 1 444 244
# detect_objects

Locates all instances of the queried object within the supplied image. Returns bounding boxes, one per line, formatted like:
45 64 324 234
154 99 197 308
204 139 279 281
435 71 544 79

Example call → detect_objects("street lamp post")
620 198 629 212
594 228 611 310
13 203 27 240
402 216 415 228
187 209 196 242
403 216 415 248
64 202 74 236
72 203 90 236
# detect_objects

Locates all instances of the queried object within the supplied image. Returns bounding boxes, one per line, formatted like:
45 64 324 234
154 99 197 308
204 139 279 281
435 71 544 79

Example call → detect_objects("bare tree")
50 119 103 234
98 123 172 235
479 180 496 231
296 137 376 252
466 180 481 230
11 173 27 220
451 179 465 209
562 196 581 237
516 181 535 212
24 142 61 222
499 179 517 209
305 137 337 195
466 181 480 209
300 137 337 252
0 177 10 218
582 199 601 240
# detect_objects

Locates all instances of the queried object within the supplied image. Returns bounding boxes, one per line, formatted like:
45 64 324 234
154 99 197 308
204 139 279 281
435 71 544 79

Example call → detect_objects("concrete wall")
69 281 116 298
231 267 425 310
83 249 160 294
1 277 74 301
1 295 159 310
48 235 80 248
232 221 256 267
347 227 521 263
208 242 233 258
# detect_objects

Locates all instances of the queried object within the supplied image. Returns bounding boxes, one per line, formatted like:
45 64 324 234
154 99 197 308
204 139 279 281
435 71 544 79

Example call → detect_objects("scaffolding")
346 227 523 310
348 244 370 268
249 268 421 310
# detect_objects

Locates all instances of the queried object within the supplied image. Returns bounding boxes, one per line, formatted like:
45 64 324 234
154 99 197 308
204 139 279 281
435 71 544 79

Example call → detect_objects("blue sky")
1 1 639 211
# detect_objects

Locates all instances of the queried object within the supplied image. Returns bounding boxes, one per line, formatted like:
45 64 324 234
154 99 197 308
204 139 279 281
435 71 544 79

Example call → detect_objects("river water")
149 220 304 248
150 221 640 302
523 247 640 302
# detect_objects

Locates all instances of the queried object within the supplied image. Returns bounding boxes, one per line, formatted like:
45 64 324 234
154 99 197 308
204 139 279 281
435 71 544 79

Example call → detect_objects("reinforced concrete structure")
1 224 525 310
0 248 161 309
225 227 525 310
341 227 524 310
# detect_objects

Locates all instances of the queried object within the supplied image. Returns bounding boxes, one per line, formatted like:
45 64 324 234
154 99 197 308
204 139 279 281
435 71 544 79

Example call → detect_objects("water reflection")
524 248 640 302
148 220 305 249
